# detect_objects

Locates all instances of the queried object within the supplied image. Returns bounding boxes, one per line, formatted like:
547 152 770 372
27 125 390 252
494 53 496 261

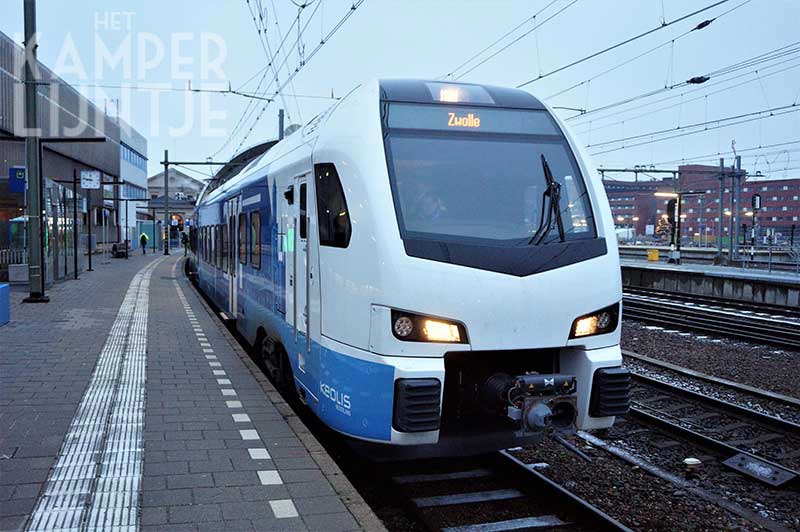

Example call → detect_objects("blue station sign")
8 166 26 194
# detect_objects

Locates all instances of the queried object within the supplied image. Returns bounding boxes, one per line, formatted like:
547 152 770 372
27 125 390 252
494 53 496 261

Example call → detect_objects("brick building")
604 165 800 245
676 165 800 245
603 177 674 237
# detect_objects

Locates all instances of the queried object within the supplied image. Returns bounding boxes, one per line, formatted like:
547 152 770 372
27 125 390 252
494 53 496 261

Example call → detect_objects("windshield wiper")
528 154 566 245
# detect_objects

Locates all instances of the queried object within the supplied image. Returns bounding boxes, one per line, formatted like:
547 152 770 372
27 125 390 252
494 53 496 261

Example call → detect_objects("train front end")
316 80 629 456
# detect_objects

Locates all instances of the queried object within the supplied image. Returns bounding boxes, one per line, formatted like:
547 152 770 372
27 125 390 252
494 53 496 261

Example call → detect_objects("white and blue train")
189 79 630 456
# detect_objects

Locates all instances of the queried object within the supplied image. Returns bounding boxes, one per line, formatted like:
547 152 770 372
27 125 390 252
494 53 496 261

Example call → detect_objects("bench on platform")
111 241 129 258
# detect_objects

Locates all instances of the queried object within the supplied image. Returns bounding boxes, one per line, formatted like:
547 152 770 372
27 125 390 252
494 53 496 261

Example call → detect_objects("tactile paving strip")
26 259 162 532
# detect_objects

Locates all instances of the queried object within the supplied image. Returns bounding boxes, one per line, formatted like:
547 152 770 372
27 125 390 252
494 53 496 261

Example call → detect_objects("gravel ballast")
621 321 800 398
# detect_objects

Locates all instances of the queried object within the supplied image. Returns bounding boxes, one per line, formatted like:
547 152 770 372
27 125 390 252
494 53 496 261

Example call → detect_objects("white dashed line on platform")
269 500 299 519
226 401 243 408
258 470 283 485
232 413 251 423
240 429 260 440
248 448 271 460
221 389 237 396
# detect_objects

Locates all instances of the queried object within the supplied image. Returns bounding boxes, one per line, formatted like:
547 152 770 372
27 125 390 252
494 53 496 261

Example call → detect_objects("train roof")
197 79 548 207
378 79 546 110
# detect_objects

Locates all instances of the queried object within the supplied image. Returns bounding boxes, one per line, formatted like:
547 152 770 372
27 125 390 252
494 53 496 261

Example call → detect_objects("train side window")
216 225 222 270
239 213 247 264
299 183 307 239
222 223 228 273
250 212 261 269
315 163 351 248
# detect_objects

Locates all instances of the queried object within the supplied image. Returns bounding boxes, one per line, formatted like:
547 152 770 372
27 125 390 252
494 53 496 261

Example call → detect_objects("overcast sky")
2 0 799 181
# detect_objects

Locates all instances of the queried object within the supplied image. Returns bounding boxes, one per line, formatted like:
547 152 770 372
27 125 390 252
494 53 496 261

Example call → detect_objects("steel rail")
622 298 800 350
495 451 633 531
632 372 800 434
623 286 800 318
629 407 800 486
623 350 800 408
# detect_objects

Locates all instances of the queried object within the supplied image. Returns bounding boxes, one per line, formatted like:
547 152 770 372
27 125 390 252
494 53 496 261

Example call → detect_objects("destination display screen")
385 103 560 136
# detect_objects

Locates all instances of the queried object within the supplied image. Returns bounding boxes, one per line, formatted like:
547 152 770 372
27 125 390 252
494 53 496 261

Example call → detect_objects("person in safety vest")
140 232 149 254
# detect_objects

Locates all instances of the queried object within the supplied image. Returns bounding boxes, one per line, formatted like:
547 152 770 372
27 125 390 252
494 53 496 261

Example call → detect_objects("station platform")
621 259 800 307
0 253 384 532
621 258 800 285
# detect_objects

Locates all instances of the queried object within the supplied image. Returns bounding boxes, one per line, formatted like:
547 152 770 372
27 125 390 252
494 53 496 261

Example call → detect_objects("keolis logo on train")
320 382 351 415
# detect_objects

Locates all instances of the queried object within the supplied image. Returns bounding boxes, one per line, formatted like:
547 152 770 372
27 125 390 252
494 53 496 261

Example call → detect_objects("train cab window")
238 213 247 264
222 223 228 273
250 212 261 269
299 183 307 239
315 163 351 248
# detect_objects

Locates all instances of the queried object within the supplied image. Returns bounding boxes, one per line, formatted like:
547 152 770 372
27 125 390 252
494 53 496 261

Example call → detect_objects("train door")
225 196 241 318
286 173 320 395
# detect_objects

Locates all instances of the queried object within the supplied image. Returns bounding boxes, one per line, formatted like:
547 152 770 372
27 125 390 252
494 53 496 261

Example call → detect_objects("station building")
0 30 147 283
147 168 205 247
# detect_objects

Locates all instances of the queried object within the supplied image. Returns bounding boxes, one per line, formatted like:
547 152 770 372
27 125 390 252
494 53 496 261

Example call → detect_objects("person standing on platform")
140 232 148 254
181 232 189 257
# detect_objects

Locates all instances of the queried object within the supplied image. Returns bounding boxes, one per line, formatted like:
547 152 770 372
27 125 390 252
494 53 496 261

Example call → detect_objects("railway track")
628 371 800 487
623 351 800 413
624 287 800 320
622 290 800 351
389 451 631 532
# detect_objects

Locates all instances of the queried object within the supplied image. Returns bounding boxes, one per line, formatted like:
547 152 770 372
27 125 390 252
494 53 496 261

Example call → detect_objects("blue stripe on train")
197 180 394 442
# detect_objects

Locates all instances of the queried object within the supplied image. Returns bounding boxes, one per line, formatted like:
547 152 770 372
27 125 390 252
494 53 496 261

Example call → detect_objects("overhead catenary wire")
248 0 292 121
646 139 800 166
544 0 753 101
589 104 800 155
567 41 800 123
25 78 334 102
439 0 561 80
450 0 578 81
214 0 320 157
516 0 733 88
233 0 365 153
573 59 800 135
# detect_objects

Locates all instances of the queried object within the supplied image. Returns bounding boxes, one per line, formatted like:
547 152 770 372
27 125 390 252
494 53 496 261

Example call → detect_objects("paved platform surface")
621 258 800 285
0 253 383 532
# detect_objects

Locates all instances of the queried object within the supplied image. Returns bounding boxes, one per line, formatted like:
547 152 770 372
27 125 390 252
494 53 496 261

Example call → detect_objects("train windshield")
383 104 596 246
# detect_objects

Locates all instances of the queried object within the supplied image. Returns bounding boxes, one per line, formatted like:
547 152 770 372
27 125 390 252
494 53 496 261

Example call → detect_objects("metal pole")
278 109 285 140
62 187 67 278
675 193 682 265
72 170 79 278
103 207 107 263
125 201 129 259
728 161 735 262
732 155 742 261
23 0 47 302
151 207 156 252
163 149 170 255
87 189 93 271
717 158 724 262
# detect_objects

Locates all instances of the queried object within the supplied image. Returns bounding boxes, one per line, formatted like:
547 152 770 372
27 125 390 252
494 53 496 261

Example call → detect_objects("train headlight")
570 303 620 339
422 319 461 343
393 316 414 337
391 310 467 344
